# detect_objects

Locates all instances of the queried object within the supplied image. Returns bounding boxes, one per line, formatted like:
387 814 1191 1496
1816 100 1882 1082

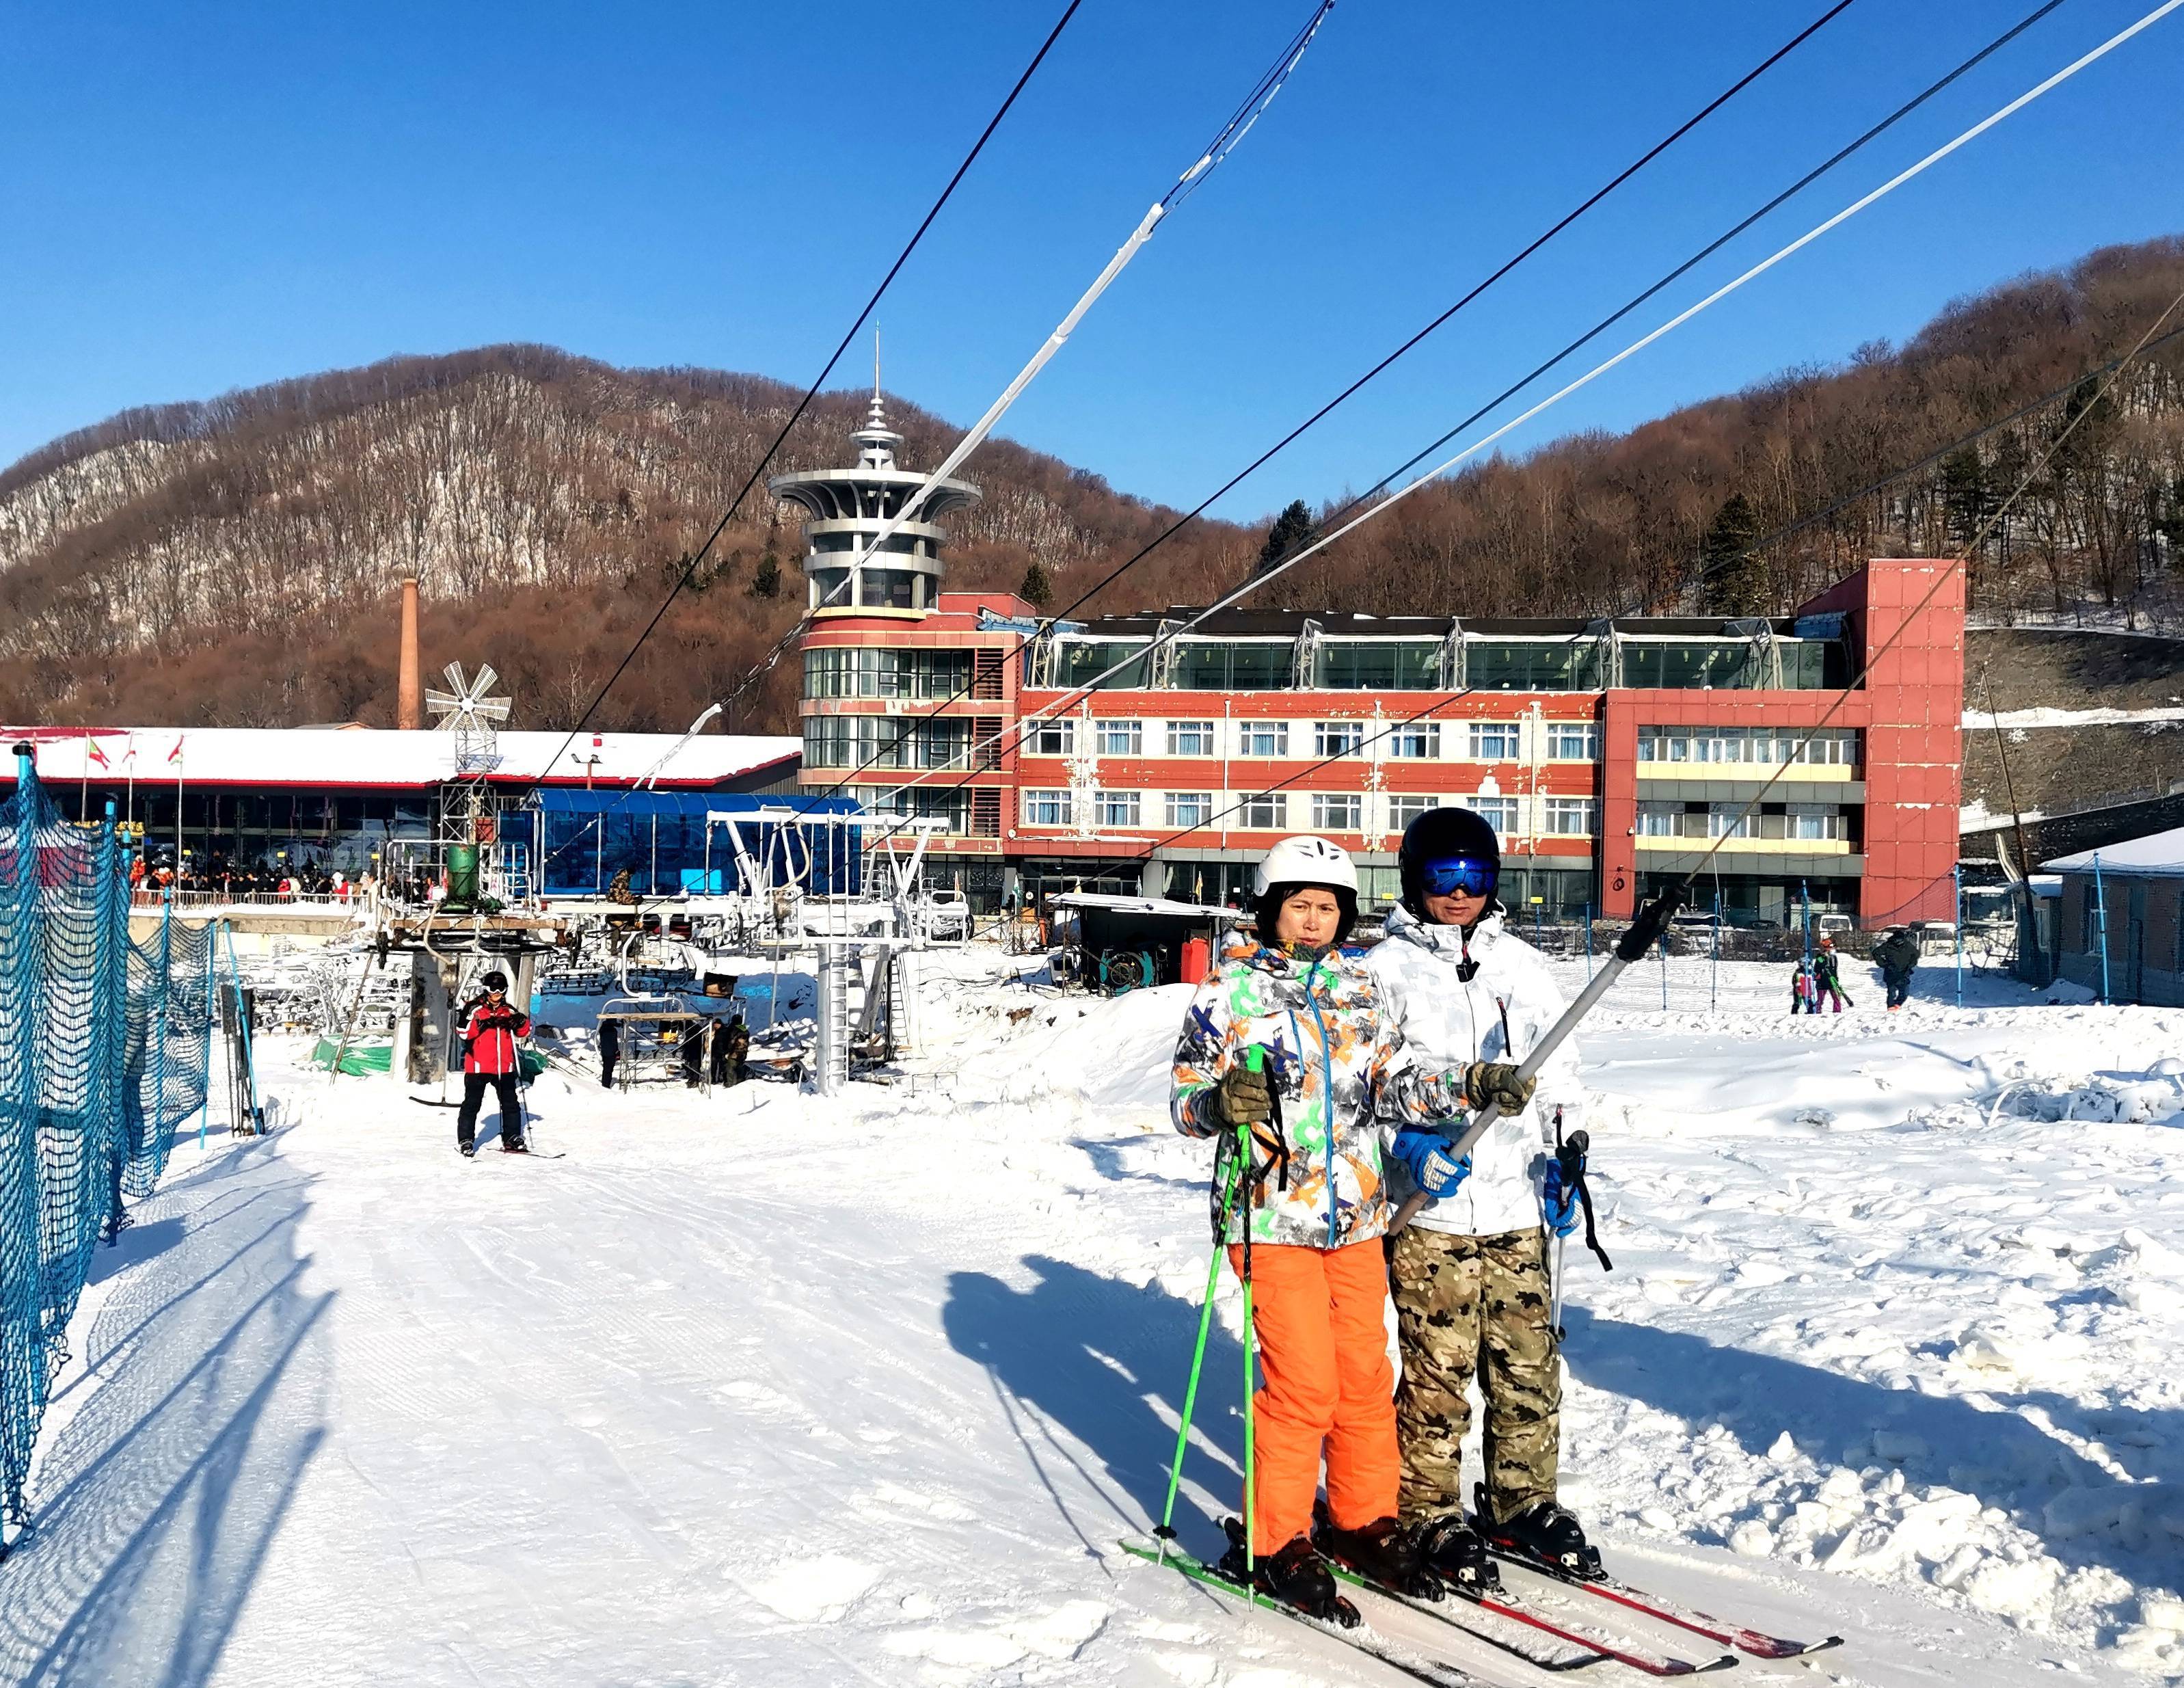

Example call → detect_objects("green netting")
0 759 209 1528
311 1037 392 1075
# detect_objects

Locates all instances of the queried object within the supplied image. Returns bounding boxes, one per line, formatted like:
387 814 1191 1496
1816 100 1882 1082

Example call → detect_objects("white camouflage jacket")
1363 905 1585 1238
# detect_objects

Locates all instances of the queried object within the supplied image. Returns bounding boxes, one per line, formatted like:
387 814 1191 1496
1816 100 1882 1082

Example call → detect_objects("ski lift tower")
425 662 512 890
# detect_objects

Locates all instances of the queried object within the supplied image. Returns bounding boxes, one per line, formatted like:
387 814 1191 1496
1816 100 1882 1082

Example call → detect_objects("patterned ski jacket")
1172 941 1460 1250
1364 905 1583 1239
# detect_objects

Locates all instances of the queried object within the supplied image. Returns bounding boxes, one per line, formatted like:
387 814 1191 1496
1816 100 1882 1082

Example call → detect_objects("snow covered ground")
7 945 2183 1686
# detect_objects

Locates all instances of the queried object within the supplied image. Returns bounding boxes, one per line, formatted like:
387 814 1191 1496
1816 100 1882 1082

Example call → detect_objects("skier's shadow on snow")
1558 1304 2184 1592
0 1138 332 1687
943 1255 1247 1560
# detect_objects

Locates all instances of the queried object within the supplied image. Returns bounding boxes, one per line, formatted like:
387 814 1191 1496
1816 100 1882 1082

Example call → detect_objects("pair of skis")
1124 1531 1839 1681
1483 1544 1842 1666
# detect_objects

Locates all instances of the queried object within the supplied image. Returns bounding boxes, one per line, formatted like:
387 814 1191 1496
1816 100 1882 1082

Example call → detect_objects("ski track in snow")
3 950 2181 1685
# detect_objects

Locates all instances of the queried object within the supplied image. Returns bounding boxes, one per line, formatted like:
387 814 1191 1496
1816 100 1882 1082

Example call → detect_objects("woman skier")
1365 807 1597 1584
1170 835 1520 1617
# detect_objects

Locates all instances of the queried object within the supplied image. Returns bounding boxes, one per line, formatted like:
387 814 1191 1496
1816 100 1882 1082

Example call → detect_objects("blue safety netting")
520 789 863 899
0 758 209 1529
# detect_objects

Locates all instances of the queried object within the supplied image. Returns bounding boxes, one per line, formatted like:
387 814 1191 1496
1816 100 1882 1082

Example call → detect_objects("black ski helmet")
1397 806 1502 920
481 969 509 990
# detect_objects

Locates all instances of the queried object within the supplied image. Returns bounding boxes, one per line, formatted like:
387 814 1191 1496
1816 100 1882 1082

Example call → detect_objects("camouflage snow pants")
1390 1224 1561 1525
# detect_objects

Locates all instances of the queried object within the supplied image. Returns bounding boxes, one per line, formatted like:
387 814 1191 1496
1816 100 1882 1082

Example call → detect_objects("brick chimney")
397 577 422 730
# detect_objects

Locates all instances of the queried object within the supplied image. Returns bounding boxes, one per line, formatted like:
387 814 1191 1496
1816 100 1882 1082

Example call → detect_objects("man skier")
1875 925 1922 1010
455 970 531 1155
1365 807 1599 1583
1170 836 1495 1618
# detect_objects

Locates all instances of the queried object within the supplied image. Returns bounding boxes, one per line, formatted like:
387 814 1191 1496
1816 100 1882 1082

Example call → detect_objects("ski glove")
1392 1126 1471 1196
1215 1064 1273 1131
1460 1060 1536 1114
1541 1153 1582 1238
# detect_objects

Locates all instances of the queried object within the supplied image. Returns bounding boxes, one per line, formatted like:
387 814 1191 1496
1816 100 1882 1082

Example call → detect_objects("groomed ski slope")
7 949 2182 1686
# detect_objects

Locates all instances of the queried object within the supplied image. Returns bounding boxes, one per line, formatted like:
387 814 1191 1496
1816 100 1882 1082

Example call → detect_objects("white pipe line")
813 3 1330 603
864 0 2183 811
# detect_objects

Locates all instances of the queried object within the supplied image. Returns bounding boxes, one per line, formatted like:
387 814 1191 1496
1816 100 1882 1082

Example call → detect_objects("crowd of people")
129 856 364 900
122 857 472 907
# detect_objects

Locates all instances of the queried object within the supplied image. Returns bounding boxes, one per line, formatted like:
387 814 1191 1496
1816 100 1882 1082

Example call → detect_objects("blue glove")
1541 1154 1582 1238
1392 1127 1470 1196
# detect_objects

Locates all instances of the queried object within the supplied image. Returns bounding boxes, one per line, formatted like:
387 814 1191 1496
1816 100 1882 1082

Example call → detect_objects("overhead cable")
865 0 2179 828
1133 297 2184 863
721 0 1338 720
790 0 1866 827
532 0 1084 790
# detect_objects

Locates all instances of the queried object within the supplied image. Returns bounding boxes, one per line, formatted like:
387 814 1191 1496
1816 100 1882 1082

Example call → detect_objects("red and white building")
789 418 1964 927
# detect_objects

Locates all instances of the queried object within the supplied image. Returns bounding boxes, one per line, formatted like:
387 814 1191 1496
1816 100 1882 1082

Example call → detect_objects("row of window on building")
801 714 1606 772
1635 726 1859 767
1018 718 1601 762
1635 801 1852 840
1038 634 1842 694
1016 788 1601 839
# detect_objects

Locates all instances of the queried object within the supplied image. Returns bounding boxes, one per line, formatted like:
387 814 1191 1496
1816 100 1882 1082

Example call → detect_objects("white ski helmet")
1254 834 1358 896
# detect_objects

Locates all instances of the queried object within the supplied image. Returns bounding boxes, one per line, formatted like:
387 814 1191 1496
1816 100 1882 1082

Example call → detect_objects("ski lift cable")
859 0 2174 823
772 0 1864 807
1683 318 2184 599
1157 293 2184 865
1131 277 2184 868
531 0 1086 791
1654 270 2184 892
802 0 2076 827
537 2 1343 894
720 0 1339 719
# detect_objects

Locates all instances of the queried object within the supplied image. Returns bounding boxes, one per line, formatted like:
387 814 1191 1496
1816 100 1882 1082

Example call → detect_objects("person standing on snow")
1790 956 1818 1015
1365 807 1598 1583
1814 934 1852 1013
454 970 531 1155
716 1016 749 1087
1170 835 1504 1617
1875 926 1922 1011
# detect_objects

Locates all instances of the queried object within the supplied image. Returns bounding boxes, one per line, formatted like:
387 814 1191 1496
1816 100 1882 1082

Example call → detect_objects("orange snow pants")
1226 1238 1399 1554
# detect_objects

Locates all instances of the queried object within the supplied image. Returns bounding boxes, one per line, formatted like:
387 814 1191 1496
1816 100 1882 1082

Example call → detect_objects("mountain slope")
4 237 2183 732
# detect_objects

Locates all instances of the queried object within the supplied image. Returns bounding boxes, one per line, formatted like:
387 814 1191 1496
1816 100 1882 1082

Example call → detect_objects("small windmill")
425 662 509 776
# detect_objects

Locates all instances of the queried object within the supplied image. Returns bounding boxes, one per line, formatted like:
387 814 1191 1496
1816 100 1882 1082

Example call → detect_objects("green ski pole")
1155 1045 1267 1591
1156 1162 1232 1564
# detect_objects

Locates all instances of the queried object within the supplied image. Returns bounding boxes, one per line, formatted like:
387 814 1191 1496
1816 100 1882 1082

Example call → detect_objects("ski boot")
1313 1508 1442 1599
1479 1490 1603 1580
500 1136 529 1154
1407 1512 1499 1593
1217 1519 1360 1626
458 1139 477 1159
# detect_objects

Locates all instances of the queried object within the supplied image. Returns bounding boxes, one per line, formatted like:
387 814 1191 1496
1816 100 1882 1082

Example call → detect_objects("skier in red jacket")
455 970 531 1156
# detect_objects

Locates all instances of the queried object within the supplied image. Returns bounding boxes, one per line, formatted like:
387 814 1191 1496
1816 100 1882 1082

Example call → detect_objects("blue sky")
3 1 2179 522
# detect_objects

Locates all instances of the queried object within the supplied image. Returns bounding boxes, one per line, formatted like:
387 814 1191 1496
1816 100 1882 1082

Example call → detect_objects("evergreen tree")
1697 493 1767 617
2156 474 2184 565
1019 559 1053 608
751 547 783 600
1254 499 1318 577
1939 448 1992 548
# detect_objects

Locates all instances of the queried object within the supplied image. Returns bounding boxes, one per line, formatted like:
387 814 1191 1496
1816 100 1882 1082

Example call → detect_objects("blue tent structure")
517 790 862 900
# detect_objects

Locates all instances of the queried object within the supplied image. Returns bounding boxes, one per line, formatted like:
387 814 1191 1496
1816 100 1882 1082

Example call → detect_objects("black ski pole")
1391 885 1683 1234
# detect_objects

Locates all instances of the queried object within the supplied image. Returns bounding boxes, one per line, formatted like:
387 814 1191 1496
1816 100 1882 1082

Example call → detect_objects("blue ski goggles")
1417 857 1497 899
